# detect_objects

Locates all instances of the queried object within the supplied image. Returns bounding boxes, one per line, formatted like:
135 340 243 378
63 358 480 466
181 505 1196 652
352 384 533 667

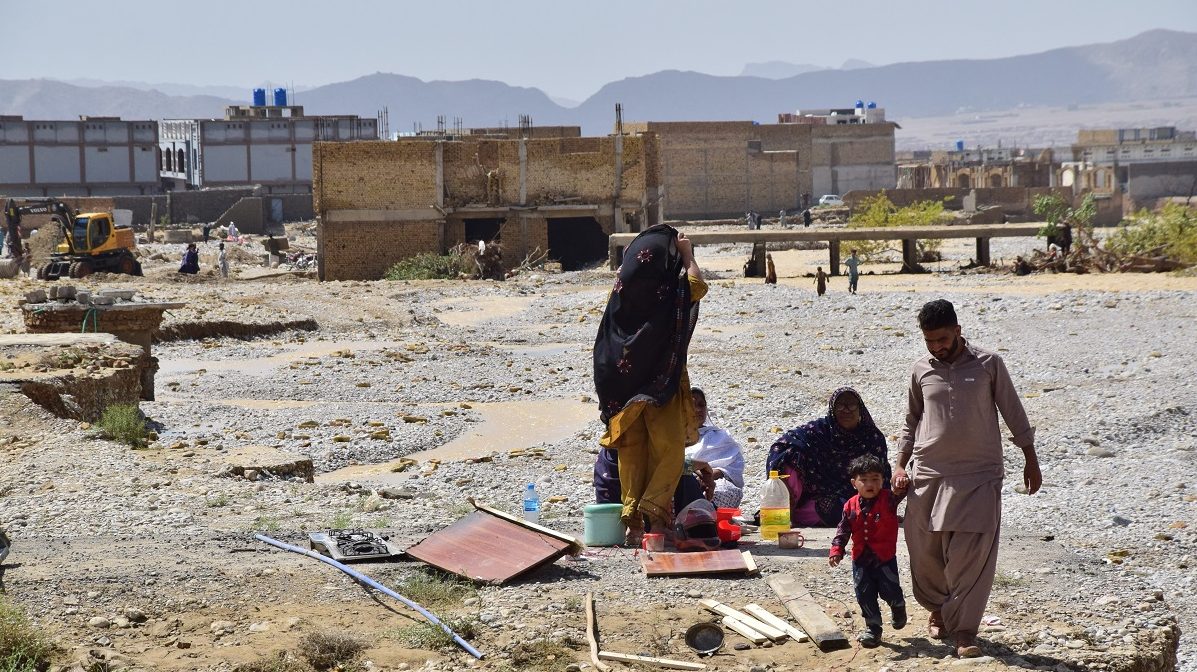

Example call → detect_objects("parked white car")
818 194 845 207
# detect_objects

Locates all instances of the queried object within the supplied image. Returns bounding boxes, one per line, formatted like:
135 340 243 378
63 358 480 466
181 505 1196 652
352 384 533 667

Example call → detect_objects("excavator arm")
4 198 78 254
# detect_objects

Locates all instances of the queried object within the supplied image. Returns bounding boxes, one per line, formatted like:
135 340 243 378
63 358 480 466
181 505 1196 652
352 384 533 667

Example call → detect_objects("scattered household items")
715 507 742 546
281 251 317 271
3 199 141 280
673 500 722 552
759 470 791 540
0 528 9 564
583 503 625 546
641 549 757 577
684 622 725 656
767 575 849 652
308 529 402 562
404 499 581 584
588 592 704 671
700 599 786 644
522 482 541 523
255 534 483 659
20 288 185 401
778 529 806 549
641 533 665 552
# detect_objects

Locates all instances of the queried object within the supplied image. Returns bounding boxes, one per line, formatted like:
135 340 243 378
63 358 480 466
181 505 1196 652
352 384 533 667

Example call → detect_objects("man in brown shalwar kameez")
893 299 1042 658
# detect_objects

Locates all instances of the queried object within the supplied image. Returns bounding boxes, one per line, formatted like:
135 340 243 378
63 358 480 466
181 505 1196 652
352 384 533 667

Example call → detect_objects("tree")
847 193 948 263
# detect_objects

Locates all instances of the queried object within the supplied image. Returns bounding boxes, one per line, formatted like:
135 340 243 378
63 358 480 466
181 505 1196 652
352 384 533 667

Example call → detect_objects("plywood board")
641 550 755 577
766 575 849 652
405 509 575 584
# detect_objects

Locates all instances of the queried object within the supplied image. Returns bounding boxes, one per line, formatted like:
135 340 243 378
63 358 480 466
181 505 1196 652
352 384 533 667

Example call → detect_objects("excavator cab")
58 212 134 257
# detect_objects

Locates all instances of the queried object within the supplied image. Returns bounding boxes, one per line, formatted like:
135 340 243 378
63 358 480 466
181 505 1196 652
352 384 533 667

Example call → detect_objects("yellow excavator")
3 198 142 280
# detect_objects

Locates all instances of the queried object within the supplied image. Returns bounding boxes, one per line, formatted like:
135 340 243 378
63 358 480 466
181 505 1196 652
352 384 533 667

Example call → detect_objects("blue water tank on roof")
867 101 877 109
956 140 965 152
252 88 266 107
855 99 864 108
273 88 287 107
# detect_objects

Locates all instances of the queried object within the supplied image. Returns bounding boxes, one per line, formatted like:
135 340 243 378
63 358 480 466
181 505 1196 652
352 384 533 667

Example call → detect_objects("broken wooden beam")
766 575 849 652
698 599 786 641
597 651 705 670
719 616 767 644
743 603 809 642
585 592 612 672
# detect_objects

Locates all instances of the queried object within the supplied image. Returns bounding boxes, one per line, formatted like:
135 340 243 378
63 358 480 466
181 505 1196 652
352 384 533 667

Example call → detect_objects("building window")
165 150 173 171
177 148 185 171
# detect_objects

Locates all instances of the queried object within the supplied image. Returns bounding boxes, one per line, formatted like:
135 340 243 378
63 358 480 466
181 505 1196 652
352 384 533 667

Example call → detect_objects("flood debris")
403 499 581 584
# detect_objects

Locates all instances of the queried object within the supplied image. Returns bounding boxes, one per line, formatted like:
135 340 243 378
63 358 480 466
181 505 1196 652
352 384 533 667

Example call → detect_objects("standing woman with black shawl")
593 224 707 545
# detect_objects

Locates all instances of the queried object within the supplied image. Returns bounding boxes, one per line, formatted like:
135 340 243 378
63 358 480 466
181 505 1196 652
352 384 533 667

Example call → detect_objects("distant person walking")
894 299 1041 658
845 249 861 294
218 242 229 279
803 209 813 228
815 266 828 296
202 223 212 243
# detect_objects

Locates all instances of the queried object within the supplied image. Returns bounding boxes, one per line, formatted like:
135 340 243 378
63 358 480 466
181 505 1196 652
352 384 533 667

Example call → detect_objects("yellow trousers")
600 372 696 531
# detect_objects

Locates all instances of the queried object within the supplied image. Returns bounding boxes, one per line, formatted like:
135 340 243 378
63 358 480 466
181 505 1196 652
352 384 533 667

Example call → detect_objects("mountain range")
2 30 1194 139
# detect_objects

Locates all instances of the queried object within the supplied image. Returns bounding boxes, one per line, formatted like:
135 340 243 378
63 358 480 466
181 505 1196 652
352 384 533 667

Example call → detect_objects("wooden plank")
585 593 612 672
766 575 850 652
720 616 767 644
698 599 786 641
598 651 705 670
641 550 751 577
743 603 809 642
741 551 757 575
405 509 573 584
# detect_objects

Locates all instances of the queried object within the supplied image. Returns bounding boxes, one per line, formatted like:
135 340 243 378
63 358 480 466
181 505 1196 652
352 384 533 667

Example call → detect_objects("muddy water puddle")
318 397 596 485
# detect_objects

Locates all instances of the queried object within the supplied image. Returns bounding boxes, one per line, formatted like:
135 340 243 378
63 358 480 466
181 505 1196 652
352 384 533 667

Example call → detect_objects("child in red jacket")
830 454 908 648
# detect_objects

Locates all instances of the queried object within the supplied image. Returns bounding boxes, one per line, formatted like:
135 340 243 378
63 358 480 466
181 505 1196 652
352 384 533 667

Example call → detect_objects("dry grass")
297 631 368 671
0 596 53 672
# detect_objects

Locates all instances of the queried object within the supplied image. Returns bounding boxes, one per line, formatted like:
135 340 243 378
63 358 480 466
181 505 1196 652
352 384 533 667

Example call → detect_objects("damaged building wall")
315 135 657 281
624 120 893 220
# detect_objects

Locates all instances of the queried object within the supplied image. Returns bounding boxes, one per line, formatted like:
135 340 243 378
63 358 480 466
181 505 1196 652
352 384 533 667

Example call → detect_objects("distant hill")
739 61 827 79
2 30 1195 140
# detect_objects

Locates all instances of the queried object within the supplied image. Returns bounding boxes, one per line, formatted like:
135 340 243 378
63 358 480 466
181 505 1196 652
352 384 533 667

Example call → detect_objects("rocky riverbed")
0 231 1192 671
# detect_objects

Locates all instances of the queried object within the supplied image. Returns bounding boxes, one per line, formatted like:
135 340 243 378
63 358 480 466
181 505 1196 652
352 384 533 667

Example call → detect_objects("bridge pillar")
901 239 918 272
609 244 624 270
829 240 841 276
976 237 991 266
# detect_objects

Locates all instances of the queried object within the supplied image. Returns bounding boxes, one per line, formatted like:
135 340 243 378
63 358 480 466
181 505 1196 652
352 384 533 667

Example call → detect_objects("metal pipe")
254 534 484 659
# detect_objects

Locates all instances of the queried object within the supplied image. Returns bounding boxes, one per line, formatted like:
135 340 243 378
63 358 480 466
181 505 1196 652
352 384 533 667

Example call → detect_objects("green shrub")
97 404 147 447
0 596 52 672
384 253 471 280
847 193 948 262
1033 193 1096 238
390 617 478 651
1107 204 1197 266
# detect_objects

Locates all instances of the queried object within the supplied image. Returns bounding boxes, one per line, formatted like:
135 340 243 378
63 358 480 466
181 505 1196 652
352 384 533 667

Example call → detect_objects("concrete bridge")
607 223 1042 274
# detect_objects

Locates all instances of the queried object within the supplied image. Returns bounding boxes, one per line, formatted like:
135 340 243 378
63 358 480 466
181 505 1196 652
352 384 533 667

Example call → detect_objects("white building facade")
0 116 159 196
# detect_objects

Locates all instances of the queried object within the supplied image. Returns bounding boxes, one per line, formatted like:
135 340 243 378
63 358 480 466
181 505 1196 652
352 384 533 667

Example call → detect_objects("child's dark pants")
853 557 906 633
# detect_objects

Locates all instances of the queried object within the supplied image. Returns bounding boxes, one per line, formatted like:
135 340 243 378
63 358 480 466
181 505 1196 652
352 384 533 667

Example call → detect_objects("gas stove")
308 529 402 562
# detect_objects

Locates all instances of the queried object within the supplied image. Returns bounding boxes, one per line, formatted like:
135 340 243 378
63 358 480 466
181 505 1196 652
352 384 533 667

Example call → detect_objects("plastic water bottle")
522 483 541 523
760 470 791 541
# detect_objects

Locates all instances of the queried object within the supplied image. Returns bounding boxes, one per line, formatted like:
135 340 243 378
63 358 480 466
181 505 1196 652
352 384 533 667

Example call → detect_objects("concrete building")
0 115 160 197
1070 127 1197 202
160 103 378 194
314 133 660 281
622 116 896 220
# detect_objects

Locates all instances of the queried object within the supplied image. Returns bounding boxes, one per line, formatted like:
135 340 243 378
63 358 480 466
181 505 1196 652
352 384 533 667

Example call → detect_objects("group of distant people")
592 223 1040 658
178 221 236 278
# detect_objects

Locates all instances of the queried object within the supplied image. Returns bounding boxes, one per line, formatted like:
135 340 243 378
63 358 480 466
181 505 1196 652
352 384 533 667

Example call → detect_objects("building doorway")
546 217 608 270
464 218 504 244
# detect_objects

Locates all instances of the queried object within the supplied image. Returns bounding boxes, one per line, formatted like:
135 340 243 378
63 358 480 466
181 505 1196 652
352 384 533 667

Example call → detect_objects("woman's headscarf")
685 390 745 488
765 387 889 525
593 224 699 425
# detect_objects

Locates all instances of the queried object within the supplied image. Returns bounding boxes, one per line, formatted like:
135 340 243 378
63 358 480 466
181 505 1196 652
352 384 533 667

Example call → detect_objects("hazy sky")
4 0 1196 101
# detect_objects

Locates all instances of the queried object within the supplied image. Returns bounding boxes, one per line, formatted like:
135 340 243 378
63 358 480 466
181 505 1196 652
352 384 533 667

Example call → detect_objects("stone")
249 622 270 632
1086 446 1116 458
210 620 235 635
734 643 752 651
88 616 111 628
378 487 416 500
686 589 702 599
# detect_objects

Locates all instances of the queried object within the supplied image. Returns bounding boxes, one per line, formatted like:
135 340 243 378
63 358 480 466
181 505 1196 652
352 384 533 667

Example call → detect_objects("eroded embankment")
153 319 318 342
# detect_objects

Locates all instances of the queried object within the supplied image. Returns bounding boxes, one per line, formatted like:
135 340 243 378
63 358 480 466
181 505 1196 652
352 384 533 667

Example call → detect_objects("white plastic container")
522 483 541 523
759 470 791 541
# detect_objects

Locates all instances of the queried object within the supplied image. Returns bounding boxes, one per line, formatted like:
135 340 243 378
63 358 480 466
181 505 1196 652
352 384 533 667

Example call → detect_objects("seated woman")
684 387 745 509
178 243 200 275
765 387 889 527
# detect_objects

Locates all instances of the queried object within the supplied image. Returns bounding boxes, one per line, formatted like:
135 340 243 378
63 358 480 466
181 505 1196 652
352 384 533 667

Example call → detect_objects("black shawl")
593 224 699 425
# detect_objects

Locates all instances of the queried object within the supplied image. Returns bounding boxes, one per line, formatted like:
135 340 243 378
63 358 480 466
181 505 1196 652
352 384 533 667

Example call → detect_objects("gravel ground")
0 230 1192 671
